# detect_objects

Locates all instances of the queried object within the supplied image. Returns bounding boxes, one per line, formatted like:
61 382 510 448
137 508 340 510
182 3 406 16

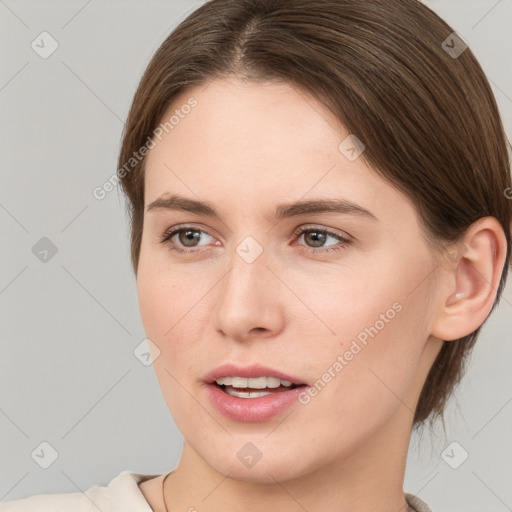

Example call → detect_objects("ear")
431 216 508 342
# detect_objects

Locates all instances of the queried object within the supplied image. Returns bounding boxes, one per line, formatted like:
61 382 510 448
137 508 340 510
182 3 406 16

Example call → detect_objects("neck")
162 407 416 512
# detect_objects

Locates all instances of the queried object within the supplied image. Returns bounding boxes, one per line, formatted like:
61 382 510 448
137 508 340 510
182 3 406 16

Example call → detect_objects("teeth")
224 388 273 398
215 376 295 389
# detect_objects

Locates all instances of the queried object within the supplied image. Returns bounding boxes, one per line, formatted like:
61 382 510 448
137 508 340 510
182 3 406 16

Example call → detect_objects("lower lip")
206 383 307 422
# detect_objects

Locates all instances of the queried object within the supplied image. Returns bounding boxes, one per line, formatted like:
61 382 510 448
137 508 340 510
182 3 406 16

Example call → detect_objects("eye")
292 226 352 254
160 225 214 254
160 224 353 254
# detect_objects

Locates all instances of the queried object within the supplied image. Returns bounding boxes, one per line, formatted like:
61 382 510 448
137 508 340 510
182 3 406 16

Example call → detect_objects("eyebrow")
146 194 377 222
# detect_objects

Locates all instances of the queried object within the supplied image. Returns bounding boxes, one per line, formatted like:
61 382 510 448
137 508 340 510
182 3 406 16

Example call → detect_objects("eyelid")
292 224 353 241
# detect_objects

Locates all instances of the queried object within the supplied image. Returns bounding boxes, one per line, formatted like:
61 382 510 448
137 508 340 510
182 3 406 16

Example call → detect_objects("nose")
213 241 286 342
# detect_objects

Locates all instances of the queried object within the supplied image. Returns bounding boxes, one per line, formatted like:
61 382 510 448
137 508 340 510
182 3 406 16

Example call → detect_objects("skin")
136 78 507 512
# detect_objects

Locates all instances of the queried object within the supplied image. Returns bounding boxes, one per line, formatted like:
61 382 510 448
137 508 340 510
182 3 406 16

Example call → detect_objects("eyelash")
159 225 353 255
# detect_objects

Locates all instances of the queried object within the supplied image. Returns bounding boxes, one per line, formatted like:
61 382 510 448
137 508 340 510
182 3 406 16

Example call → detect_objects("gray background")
0 1 511 510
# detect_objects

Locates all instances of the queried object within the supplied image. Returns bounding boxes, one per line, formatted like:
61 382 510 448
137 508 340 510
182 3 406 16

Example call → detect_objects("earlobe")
431 217 507 342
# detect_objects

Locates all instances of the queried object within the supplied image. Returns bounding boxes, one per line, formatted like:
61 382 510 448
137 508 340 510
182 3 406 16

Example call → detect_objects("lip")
204 363 308 422
206 382 307 422
204 363 306 385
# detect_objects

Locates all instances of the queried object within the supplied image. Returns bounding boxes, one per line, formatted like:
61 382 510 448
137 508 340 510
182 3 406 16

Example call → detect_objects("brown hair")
117 0 512 428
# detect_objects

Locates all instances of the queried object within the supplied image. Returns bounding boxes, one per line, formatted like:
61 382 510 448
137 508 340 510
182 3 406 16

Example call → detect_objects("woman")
2 0 510 510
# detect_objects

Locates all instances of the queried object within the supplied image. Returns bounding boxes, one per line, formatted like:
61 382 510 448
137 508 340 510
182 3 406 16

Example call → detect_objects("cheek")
136 255 208 374
137 274 171 342
137 243 190 342
296 264 431 419
137 264 205 422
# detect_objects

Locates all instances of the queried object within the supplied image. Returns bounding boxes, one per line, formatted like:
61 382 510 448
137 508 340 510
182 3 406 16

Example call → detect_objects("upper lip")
204 363 306 385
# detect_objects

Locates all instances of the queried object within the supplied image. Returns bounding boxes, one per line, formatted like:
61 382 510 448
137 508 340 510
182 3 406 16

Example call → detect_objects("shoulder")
0 491 92 512
0 470 162 512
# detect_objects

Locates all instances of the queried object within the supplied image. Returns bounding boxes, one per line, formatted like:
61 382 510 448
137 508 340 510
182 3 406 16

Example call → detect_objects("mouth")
203 364 308 420
213 376 304 399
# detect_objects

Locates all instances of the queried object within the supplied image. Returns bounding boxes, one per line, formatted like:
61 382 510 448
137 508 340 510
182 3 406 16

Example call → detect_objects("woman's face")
137 78 444 482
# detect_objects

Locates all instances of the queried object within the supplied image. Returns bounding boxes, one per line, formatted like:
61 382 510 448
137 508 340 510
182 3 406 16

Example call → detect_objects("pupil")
307 231 325 247
180 230 199 247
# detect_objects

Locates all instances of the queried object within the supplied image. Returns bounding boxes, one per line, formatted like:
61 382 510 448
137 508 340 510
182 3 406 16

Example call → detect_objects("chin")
199 443 318 484
218 462 304 484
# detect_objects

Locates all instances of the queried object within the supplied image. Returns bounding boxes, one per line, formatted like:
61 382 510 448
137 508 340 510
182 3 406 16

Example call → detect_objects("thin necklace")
161 471 173 512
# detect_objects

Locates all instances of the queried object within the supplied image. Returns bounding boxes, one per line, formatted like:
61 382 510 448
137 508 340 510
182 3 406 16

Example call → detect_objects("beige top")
0 470 433 511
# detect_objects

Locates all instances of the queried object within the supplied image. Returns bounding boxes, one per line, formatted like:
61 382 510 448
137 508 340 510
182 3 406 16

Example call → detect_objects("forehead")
148 78 348 166
143 78 417 227
147 77 346 165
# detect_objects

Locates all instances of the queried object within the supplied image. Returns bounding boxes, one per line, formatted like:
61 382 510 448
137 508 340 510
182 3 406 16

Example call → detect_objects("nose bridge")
221 236 270 309
213 234 282 338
